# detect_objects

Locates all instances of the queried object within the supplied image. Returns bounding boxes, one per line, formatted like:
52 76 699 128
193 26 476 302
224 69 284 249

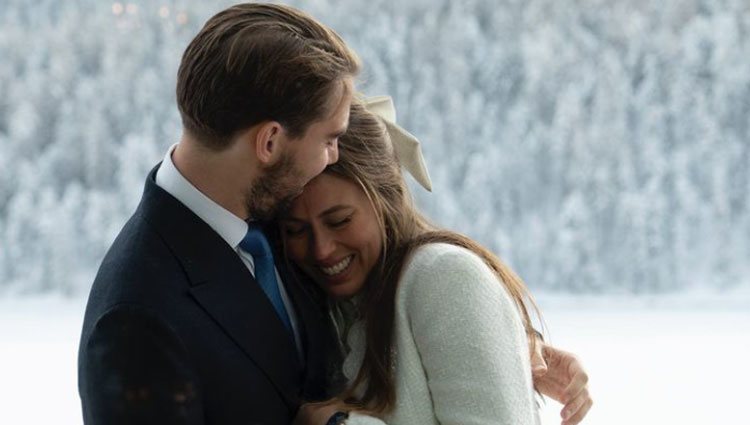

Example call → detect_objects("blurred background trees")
1 0 748 295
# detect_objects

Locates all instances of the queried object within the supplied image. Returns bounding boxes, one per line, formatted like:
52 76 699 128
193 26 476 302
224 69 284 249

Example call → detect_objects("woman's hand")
294 399 348 425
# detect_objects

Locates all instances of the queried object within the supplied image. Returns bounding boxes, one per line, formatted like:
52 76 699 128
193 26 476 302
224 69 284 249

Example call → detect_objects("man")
78 3 590 425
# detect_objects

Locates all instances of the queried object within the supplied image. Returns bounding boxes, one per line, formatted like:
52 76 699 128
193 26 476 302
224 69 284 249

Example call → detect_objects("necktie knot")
240 223 272 258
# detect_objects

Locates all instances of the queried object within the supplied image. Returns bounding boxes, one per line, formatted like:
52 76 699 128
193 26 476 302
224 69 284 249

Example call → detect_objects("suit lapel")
276 261 316 357
188 271 302 408
138 166 302 409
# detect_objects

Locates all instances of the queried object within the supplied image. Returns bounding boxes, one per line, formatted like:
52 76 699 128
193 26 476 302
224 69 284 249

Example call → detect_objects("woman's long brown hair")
299 99 542 414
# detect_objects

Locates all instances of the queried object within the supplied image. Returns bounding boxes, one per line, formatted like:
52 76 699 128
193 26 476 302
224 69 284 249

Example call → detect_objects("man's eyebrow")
328 126 347 139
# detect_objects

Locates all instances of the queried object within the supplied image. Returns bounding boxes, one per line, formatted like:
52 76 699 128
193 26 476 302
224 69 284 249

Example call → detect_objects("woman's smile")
320 254 354 277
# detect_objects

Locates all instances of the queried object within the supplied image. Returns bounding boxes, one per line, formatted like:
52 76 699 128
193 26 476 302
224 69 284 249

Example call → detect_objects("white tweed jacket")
341 243 538 425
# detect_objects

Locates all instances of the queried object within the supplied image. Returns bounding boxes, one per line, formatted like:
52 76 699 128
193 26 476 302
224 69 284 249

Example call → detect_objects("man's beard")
245 152 305 221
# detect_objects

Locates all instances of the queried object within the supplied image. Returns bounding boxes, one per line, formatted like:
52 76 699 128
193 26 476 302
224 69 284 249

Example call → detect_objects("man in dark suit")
78 4 359 424
79 3 592 425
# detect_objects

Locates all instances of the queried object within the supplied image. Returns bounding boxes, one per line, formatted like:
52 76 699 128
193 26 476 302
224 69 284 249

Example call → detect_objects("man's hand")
531 342 592 425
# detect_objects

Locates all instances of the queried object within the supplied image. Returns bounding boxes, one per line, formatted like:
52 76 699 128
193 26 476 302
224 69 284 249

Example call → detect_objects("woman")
280 97 542 424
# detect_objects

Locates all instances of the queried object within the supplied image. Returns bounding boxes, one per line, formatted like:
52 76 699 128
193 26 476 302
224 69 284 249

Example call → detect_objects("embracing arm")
533 344 592 425
79 305 204 425
404 245 537 425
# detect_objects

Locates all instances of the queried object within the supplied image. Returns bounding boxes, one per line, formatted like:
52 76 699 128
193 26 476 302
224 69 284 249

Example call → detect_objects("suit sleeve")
404 246 537 425
79 305 204 425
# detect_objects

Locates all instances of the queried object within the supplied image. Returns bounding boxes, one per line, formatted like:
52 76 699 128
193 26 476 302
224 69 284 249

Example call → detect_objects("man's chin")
278 183 306 209
247 192 299 221
290 186 305 201
273 192 299 217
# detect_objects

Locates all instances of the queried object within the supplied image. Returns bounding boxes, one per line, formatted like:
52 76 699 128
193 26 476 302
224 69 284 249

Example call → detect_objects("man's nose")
327 140 339 165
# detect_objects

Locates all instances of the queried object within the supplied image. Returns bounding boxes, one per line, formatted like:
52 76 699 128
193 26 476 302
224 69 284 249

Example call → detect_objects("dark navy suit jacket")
78 166 339 425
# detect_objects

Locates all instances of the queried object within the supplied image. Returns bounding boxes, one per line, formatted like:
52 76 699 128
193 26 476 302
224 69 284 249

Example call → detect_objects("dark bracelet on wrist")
325 411 349 425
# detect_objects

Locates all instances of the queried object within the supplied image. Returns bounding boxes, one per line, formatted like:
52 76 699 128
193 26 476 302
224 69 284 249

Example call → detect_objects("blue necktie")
239 223 293 335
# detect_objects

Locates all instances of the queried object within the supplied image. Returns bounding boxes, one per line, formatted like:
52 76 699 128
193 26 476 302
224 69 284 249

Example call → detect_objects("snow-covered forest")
1 0 749 296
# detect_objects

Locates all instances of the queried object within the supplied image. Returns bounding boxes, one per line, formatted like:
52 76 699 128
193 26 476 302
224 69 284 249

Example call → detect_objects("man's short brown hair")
176 3 360 150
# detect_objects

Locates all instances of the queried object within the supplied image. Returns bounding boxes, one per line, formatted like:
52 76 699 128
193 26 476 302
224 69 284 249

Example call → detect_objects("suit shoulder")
85 213 185 323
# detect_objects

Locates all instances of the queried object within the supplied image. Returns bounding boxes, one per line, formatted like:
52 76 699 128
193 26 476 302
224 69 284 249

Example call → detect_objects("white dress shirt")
155 144 303 360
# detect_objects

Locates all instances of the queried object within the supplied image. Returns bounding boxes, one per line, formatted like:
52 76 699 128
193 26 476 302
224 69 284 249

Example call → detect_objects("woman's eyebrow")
282 205 352 222
318 205 353 218
280 216 307 223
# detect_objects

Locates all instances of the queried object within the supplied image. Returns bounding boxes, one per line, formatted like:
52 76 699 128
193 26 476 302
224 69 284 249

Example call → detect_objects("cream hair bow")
363 96 433 192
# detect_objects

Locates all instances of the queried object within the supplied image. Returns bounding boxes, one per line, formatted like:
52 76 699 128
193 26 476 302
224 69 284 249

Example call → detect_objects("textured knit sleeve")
402 244 536 425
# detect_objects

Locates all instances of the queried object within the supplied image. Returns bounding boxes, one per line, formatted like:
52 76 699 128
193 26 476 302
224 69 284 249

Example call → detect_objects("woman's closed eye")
327 214 352 229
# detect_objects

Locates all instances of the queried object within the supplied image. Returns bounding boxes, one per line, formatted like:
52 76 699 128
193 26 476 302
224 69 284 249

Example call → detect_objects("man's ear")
254 121 285 165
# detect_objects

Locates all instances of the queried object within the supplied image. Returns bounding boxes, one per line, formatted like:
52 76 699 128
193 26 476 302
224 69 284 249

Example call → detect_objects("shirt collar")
155 143 247 249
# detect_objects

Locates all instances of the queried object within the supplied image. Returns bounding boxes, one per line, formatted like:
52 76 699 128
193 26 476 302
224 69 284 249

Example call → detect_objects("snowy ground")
535 294 750 424
1 295 748 424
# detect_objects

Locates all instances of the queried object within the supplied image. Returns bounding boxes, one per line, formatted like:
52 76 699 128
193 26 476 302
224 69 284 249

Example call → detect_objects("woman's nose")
312 230 336 261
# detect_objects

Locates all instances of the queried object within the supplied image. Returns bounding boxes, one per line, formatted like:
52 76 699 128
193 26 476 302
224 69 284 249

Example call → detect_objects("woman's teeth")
321 255 353 276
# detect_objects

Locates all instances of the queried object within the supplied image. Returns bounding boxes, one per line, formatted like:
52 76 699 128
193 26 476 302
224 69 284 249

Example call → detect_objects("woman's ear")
254 121 284 165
